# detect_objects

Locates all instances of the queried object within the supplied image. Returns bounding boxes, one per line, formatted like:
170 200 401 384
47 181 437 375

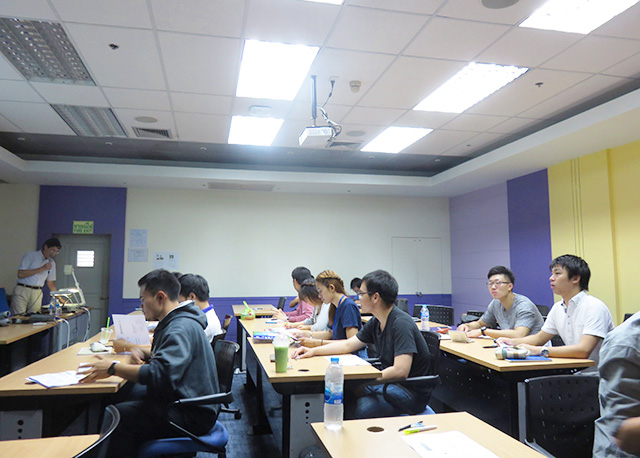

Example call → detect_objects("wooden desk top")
439 338 594 372
0 310 87 345
1 434 100 457
232 304 277 317
241 318 380 384
0 330 128 397
311 411 543 457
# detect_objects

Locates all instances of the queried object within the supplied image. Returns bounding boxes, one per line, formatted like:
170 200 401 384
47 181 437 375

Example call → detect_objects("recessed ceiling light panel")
361 127 432 154
52 105 126 137
520 0 639 34
236 40 319 101
228 115 284 146
0 17 94 84
413 62 528 114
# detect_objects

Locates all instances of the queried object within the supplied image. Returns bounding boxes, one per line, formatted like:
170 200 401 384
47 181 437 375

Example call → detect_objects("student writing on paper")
273 267 314 323
78 269 219 457
292 270 432 419
284 278 331 333
497 255 614 369
457 266 543 339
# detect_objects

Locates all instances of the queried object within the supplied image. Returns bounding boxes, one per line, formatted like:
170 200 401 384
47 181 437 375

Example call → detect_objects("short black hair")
138 269 180 301
550 254 590 291
291 266 313 284
362 270 398 307
42 237 61 249
177 273 210 302
350 277 362 290
487 266 515 284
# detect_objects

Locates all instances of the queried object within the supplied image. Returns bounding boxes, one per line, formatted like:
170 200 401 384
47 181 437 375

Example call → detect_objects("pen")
404 425 437 435
398 420 423 431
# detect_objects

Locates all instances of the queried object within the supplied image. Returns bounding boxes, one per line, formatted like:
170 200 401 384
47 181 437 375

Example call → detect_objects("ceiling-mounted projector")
299 126 333 147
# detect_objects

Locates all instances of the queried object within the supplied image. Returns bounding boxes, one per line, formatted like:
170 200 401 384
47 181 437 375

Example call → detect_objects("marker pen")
404 425 437 435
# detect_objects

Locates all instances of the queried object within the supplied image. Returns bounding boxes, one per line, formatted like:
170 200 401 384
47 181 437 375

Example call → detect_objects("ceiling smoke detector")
481 0 520 9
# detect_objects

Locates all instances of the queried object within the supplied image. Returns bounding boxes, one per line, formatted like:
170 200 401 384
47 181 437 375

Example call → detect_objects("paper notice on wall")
153 252 179 270
129 229 148 248
128 248 148 262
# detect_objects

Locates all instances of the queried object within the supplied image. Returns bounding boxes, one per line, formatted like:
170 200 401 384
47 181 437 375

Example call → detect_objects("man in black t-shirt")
292 269 431 418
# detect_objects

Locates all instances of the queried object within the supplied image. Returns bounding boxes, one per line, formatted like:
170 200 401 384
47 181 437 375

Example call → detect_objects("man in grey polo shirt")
458 265 543 339
10 238 62 315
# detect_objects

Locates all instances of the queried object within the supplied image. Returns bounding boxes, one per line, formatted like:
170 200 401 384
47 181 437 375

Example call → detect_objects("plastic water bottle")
324 357 344 430
421 305 430 331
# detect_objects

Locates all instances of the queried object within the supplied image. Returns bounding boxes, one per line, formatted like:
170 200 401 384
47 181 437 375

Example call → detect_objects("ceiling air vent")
207 181 274 192
132 127 172 139
326 139 363 150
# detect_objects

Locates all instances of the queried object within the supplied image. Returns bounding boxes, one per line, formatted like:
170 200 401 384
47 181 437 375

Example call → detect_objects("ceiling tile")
287 101 351 123
342 106 406 125
113 108 177 138
436 0 547 25
0 81 44 103
358 56 465 109
349 0 445 15
66 24 167 90
52 0 152 28
272 118 309 148
404 128 476 156
104 88 171 111
395 110 457 129
326 6 428 54
602 53 640 79
442 132 505 156
487 116 540 135
0 113 20 132
441 113 509 132
173 93 232 116
468 68 591 117
478 27 581 68
244 0 340 46
592 4 640 40
32 83 108 106
405 17 509 61
158 32 241 95
542 36 640 73
0 57 24 80
0 0 58 21
151 0 244 37
174 112 230 143
519 74 633 120
232 98 292 119
0 101 75 135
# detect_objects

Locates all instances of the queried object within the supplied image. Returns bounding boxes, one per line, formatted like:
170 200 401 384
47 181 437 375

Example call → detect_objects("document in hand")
27 370 86 388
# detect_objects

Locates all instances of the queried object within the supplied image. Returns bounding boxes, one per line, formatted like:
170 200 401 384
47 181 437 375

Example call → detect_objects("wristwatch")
480 326 487 336
540 348 550 357
107 361 120 376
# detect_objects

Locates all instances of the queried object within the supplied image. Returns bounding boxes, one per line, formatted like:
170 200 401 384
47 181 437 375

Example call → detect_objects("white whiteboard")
392 237 443 294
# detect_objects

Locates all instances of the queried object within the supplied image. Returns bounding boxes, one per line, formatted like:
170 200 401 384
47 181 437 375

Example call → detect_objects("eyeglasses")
486 281 510 287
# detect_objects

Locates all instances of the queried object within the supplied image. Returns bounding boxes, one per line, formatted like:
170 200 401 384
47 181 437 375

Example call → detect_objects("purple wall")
38 186 126 315
450 183 511 322
507 170 554 306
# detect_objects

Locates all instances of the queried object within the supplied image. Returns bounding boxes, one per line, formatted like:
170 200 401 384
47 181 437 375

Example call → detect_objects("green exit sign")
73 221 94 234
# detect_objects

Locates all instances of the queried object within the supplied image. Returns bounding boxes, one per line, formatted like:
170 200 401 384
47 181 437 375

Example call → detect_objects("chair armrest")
364 358 383 370
173 391 234 408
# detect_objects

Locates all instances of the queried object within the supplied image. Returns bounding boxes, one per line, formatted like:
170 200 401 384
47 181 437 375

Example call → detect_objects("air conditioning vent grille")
133 127 172 139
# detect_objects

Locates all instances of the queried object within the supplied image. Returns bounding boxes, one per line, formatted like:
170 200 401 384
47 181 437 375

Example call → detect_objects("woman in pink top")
273 268 315 322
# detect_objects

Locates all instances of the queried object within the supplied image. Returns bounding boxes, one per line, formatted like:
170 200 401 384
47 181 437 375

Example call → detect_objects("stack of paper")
27 370 86 388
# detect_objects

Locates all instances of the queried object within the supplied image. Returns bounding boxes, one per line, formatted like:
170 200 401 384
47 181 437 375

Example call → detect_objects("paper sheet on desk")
113 314 151 345
323 355 371 366
403 431 498 458
27 370 86 388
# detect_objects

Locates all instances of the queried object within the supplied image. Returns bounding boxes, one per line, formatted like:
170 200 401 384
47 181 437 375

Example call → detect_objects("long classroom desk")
232 304 277 371
311 411 543 458
241 317 380 458
433 337 594 438
0 330 128 439
2 434 100 457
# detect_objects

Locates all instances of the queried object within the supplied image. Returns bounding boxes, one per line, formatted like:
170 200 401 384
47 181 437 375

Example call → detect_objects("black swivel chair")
426 305 454 326
395 298 410 315
73 405 120 458
459 310 484 325
518 374 600 458
277 297 286 310
535 304 550 319
215 339 242 420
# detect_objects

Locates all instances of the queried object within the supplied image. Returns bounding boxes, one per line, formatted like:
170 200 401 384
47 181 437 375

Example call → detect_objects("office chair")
517 374 600 458
624 313 634 321
73 405 120 458
458 310 484 325
212 329 227 345
277 296 287 310
215 339 242 420
535 304 550 319
395 298 410 315
221 314 233 332
426 305 454 326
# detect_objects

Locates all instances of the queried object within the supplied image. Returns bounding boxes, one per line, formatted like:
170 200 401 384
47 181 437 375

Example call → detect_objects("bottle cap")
331 357 339 364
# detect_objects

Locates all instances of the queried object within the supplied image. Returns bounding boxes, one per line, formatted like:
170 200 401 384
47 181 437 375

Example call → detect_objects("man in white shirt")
177 273 222 343
10 238 62 315
497 254 613 368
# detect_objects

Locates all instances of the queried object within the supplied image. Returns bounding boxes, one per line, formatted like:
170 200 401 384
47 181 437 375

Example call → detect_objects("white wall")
123 188 451 298
0 184 39 294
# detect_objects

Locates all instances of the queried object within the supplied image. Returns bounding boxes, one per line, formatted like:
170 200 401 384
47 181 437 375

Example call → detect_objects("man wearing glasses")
458 266 543 339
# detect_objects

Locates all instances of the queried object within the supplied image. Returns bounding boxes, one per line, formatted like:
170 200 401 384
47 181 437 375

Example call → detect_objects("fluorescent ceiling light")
0 17 94 84
520 0 639 34
413 62 528 114
52 105 126 137
236 40 319 101
228 115 284 146
361 127 432 154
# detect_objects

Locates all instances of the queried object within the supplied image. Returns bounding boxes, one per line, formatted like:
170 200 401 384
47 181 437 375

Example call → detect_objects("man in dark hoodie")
80 269 219 457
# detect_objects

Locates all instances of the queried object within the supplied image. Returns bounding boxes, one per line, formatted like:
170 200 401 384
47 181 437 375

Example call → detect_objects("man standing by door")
10 238 62 315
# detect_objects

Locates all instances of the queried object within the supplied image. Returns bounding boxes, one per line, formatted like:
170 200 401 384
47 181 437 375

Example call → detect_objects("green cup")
274 345 289 373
